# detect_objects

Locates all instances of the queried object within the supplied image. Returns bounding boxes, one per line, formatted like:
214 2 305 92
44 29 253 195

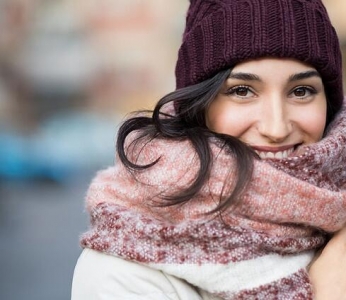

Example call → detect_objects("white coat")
72 248 219 300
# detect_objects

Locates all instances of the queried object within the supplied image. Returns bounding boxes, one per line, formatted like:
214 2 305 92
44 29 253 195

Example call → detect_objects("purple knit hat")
175 0 343 115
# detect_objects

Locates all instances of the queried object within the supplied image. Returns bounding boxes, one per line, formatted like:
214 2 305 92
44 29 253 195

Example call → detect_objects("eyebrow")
288 70 321 82
228 72 261 81
227 70 321 83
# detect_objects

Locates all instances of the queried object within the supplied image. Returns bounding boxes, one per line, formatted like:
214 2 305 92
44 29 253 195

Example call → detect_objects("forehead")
231 57 318 74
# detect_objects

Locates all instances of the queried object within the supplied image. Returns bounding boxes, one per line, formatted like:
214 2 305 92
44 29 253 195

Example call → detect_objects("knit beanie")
175 0 344 115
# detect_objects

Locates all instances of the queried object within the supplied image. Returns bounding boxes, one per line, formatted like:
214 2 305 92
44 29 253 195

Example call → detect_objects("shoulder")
85 132 236 211
71 248 204 300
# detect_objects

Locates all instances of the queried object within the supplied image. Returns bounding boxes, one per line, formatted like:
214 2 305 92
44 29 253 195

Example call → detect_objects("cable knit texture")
175 0 343 114
80 101 346 299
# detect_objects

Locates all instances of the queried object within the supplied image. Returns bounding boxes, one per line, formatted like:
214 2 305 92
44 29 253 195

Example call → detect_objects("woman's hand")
309 227 346 300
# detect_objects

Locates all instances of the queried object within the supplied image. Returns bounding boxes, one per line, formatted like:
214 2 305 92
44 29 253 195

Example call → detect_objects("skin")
309 227 346 300
206 57 327 159
206 57 346 298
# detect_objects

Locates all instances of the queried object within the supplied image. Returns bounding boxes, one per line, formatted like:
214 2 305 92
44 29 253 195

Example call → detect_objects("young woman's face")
206 58 327 159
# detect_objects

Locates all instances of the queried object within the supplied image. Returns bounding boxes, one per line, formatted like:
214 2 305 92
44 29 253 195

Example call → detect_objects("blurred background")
0 1 345 299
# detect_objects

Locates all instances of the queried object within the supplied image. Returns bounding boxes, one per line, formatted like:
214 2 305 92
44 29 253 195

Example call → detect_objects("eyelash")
289 86 317 98
224 85 318 99
225 85 254 97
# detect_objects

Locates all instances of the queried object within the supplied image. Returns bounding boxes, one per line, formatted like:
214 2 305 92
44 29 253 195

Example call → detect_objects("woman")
72 0 346 299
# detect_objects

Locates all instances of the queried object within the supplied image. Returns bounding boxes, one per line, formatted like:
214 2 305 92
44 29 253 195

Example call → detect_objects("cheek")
296 105 327 142
304 114 327 141
206 104 252 137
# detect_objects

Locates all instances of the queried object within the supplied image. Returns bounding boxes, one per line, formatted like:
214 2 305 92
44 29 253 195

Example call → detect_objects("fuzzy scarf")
81 102 346 300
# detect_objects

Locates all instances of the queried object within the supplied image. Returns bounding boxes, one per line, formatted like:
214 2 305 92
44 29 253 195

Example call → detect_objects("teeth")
266 152 275 158
275 151 284 159
255 148 294 159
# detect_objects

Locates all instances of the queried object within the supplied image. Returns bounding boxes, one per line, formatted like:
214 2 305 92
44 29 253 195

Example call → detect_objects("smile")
253 147 295 159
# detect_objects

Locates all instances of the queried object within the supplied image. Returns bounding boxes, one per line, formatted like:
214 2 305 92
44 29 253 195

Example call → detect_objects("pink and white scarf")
81 101 346 299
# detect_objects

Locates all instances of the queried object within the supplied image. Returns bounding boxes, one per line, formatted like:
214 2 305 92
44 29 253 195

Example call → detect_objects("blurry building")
0 0 344 181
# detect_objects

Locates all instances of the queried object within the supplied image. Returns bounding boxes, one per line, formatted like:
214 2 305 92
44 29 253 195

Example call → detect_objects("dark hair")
116 69 257 214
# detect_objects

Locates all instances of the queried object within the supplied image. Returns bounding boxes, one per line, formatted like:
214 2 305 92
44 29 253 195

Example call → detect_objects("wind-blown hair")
116 69 257 213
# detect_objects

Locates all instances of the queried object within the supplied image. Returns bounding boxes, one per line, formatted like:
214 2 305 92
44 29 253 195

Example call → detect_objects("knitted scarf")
81 101 346 300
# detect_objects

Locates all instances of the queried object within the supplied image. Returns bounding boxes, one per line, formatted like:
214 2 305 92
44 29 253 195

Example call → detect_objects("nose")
258 96 293 143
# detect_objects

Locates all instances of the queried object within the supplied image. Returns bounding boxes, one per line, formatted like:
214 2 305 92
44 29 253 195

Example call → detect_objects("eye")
291 86 317 99
226 85 254 98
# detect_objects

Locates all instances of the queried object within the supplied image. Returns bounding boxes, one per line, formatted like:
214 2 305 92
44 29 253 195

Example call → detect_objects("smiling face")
206 58 327 159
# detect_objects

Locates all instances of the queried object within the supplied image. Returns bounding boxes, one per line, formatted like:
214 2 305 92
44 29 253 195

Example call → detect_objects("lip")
251 144 300 159
251 144 297 153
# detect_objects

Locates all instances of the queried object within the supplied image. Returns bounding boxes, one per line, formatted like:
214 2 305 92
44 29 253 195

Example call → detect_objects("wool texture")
81 101 346 299
175 0 343 115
